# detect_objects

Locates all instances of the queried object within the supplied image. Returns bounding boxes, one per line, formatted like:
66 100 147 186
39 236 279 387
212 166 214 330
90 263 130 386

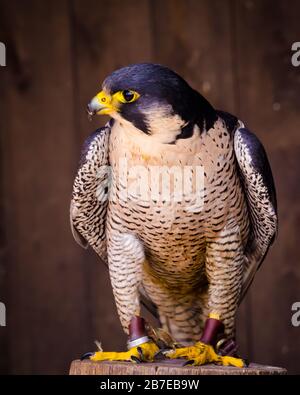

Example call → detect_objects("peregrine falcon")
71 63 277 366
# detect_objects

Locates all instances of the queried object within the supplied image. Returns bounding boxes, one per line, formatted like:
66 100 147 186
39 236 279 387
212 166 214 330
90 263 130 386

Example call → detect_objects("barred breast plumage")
97 115 248 341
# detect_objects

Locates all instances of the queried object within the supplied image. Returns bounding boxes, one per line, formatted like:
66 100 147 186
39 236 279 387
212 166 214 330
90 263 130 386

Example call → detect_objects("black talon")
137 347 145 362
154 349 168 360
183 360 194 366
80 352 95 361
243 358 249 367
131 356 142 364
137 347 147 362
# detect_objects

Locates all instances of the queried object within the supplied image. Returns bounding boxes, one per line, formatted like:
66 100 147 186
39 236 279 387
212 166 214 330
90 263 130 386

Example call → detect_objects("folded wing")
70 124 111 262
234 126 278 299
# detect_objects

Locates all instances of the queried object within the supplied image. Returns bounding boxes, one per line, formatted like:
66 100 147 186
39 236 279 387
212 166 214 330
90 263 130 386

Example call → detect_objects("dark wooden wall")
0 0 299 374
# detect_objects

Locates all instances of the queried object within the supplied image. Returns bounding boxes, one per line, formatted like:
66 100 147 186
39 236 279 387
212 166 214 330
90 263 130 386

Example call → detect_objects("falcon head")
87 63 216 142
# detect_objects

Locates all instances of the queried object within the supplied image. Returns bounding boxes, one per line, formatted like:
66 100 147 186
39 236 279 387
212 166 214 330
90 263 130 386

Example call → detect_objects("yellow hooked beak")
87 91 116 117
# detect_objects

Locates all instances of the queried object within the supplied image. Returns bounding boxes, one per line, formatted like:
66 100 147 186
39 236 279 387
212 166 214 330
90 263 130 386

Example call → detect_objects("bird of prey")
70 63 277 366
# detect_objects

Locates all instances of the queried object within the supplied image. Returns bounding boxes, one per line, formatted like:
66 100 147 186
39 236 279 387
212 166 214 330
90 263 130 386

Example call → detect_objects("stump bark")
69 359 287 375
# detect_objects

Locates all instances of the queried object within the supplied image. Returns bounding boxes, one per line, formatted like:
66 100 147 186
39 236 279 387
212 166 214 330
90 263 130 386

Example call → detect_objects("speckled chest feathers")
107 116 249 293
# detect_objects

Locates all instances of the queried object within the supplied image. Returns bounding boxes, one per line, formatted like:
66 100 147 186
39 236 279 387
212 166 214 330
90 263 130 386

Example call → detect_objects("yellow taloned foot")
88 341 159 363
165 341 245 367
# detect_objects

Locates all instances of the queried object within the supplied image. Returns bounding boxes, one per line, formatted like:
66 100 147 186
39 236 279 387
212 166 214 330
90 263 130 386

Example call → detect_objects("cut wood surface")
69 359 287 375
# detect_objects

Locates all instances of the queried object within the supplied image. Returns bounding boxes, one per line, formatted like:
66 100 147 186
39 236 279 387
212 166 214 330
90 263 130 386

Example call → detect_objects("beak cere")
86 91 116 119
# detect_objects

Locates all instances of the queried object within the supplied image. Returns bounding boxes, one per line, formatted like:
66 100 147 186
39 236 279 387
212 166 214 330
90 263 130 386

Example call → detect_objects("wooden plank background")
0 0 299 374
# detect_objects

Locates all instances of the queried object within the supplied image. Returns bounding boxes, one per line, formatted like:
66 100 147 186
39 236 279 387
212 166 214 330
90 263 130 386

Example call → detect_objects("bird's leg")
165 231 245 367
82 315 159 363
199 313 239 357
164 313 244 367
82 233 159 363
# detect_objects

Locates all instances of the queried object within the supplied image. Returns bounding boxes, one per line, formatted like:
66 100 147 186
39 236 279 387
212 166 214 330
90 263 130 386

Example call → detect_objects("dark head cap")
88 63 217 142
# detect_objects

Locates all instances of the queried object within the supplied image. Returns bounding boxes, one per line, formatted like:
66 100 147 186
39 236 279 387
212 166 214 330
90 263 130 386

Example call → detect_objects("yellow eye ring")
113 90 140 104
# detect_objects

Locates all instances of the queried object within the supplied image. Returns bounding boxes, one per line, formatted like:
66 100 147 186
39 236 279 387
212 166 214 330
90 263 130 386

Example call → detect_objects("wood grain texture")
0 0 91 374
150 0 236 112
0 15 9 373
69 359 287 375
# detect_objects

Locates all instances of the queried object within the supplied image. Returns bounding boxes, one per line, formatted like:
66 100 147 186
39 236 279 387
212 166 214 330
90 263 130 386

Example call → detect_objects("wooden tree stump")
69 359 287 375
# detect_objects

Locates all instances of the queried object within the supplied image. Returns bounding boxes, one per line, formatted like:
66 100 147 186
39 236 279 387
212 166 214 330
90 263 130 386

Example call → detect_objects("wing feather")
234 126 278 299
70 124 111 262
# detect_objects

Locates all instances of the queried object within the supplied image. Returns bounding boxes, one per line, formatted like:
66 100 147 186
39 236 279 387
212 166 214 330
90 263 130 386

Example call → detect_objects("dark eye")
122 90 135 102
